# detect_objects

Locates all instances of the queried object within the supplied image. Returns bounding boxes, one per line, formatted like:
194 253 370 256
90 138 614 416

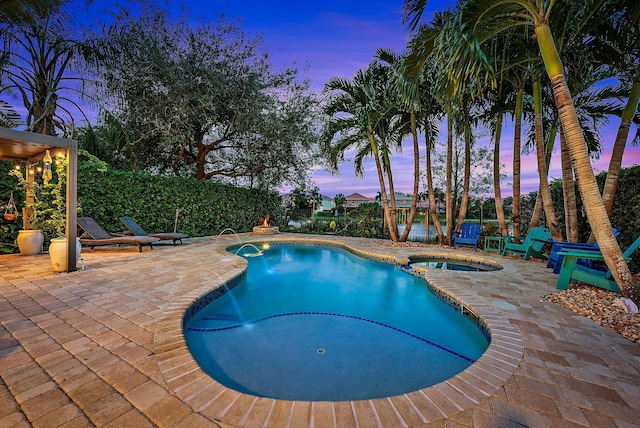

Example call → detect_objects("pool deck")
0 233 638 427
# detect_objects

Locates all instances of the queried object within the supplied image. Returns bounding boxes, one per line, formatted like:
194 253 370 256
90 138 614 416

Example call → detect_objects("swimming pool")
184 243 489 401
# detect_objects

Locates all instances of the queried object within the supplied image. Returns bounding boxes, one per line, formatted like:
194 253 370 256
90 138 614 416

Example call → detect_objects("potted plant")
9 165 45 255
8 150 81 269
42 151 82 272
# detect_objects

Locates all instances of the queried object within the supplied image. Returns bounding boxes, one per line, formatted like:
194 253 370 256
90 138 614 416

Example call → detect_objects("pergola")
0 127 78 272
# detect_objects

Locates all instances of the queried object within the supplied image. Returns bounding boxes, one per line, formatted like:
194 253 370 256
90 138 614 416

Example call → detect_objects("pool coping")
154 236 524 426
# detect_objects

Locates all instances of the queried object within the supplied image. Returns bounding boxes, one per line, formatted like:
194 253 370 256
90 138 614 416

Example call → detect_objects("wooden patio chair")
77 217 159 252
118 216 188 245
453 223 482 251
555 235 640 292
501 227 552 261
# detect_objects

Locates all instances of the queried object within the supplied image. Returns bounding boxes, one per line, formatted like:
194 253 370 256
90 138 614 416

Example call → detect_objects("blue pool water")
409 256 502 272
184 243 489 401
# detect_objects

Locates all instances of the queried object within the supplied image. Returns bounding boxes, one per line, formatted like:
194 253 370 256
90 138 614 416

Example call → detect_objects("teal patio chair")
502 227 552 260
546 228 620 274
555 235 640 292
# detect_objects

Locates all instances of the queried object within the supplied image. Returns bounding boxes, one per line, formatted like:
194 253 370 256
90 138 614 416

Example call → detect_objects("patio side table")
484 236 504 253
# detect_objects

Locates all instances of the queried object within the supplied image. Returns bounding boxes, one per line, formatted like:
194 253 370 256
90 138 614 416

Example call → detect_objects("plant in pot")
9 164 45 256
38 151 82 272
8 151 80 269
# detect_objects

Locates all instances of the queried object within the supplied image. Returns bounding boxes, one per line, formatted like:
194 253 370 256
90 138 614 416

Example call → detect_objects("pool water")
409 256 502 272
184 243 489 401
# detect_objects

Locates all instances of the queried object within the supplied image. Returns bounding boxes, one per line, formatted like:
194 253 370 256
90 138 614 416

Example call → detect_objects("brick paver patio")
1 233 638 427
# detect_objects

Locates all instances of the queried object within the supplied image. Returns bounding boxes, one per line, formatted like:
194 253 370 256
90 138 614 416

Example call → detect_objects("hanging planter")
3 191 17 221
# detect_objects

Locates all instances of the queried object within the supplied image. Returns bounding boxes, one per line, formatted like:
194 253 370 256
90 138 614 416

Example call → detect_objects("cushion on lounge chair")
119 216 188 245
77 217 159 252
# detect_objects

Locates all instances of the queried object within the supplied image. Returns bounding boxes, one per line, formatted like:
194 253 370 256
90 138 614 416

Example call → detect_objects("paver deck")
0 233 638 427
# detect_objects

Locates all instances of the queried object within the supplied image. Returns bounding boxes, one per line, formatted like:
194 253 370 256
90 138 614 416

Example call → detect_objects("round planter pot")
49 237 82 272
17 229 44 256
3 213 16 221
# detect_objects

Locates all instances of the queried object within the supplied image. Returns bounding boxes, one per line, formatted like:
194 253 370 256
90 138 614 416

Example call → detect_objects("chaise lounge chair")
502 227 552 260
77 217 159 252
118 216 188 245
555 235 640 292
453 223 482 251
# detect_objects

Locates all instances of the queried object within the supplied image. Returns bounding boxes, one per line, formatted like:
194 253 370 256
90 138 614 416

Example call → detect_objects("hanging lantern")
43 150 53 183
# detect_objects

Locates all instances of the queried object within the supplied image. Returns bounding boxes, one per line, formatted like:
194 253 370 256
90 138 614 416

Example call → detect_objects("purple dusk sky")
86 1 640 199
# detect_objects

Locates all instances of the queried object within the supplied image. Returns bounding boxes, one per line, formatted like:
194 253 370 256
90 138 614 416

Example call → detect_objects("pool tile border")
155 236 524 427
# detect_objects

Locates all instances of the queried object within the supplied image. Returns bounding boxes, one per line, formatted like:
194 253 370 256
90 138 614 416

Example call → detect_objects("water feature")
234 243 264 257
215 228 242 244
184 243 489 401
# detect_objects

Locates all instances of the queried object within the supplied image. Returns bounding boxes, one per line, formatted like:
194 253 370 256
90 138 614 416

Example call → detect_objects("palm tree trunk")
445 106 454 246
537 23 639 303
559 127 579 242
369 131 398 242
455 118 471 230
400 111 420 242
493 112 509 236
384 150 399 239
533 78 562 240
530 122 558 228
512 86 524 236
587 77 640 243
426 128 445 244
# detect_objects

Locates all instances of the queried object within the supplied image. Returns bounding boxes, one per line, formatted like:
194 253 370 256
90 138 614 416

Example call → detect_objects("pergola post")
66 140 78 272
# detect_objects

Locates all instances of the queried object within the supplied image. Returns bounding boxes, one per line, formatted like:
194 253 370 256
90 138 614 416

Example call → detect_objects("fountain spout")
235 243 264 257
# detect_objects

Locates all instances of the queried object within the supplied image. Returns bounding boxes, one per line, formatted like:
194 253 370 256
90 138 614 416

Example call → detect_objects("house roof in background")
345 192 370 200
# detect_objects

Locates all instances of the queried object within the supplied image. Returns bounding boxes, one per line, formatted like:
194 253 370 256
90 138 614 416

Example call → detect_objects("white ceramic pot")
49 237 82 272
17 229 44 256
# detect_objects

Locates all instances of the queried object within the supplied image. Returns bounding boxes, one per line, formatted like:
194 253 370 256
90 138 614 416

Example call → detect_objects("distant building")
345 192 371 210
319 195 335 212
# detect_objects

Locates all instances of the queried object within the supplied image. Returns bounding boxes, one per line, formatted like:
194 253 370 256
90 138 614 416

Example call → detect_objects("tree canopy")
91 3 320 188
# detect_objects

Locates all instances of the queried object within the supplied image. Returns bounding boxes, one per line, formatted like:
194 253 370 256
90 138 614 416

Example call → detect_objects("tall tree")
376 48 422 242
94 3 318 187
1 8 96 136
321 64 401 242
0 0 65 24
591 2 640 223
468 0 638 302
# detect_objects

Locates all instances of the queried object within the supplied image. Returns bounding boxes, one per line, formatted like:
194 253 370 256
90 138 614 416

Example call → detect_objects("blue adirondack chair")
555 235 640 292
546 228 620 274
453 223 482 251
502 227 552 260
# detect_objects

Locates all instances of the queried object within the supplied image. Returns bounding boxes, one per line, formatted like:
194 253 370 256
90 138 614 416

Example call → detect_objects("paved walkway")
0 233 638 427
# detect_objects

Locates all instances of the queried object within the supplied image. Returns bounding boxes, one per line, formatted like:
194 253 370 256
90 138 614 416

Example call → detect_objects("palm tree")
472 0 638 301
591 3 640 222
321 65 401 242
405 8 492 245
532 75 562 240
1 10 96 136
376 48 423 242
0 0 64 24
404 0 639 303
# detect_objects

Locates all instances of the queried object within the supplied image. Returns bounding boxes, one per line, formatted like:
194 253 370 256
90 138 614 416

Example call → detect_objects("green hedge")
78 166 283 237
0 161 282 251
